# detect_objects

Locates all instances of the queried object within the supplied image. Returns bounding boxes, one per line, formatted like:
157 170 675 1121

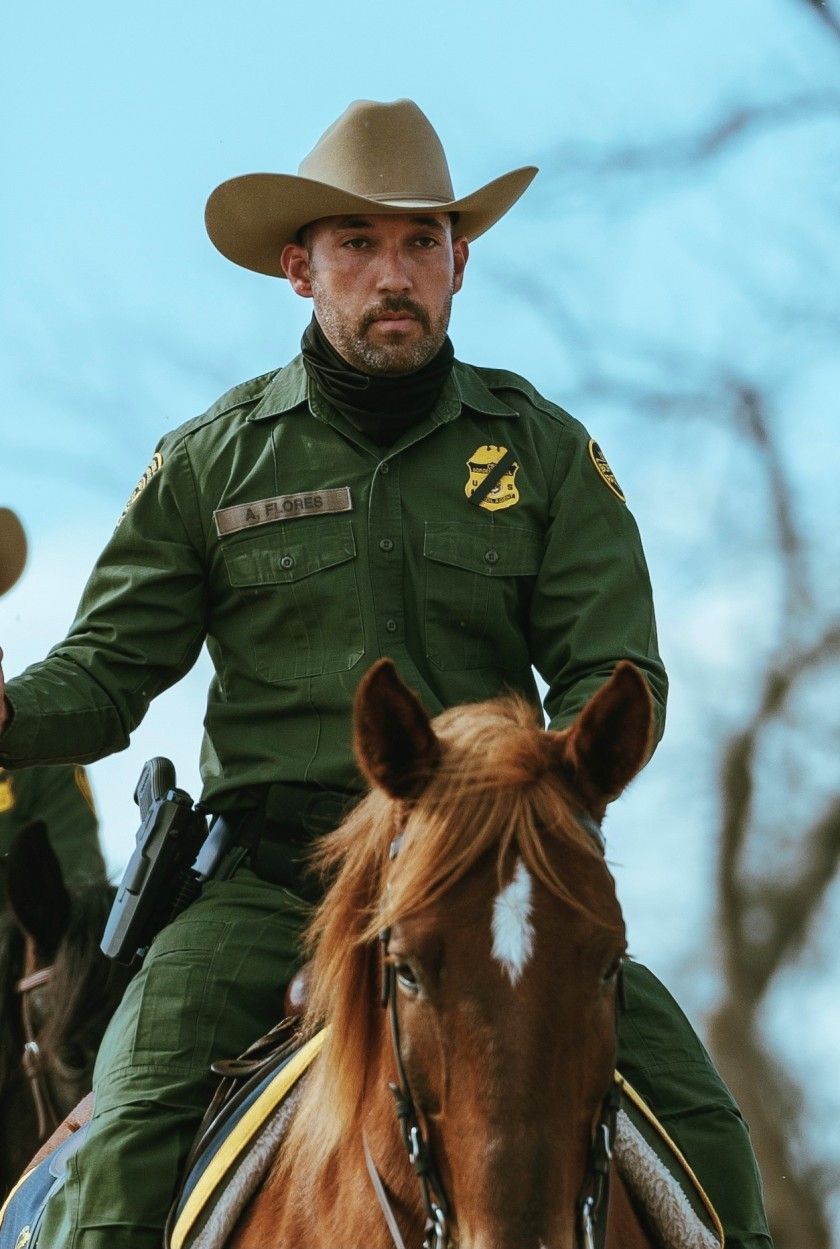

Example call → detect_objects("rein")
15 963 63 1141
366 810 620 1249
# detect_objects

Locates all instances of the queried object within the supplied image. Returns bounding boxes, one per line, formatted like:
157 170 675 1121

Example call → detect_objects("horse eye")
395 962 420 994
602 955 624 984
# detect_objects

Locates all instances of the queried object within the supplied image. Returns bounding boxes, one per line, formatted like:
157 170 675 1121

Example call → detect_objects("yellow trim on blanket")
0 1160 38 1229
171 1028 328 1249
615 1072 725 1248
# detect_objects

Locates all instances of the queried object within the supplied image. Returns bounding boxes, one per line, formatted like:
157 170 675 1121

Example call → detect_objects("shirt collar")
246 356 309 422
452 361 518 418
246 355 518 423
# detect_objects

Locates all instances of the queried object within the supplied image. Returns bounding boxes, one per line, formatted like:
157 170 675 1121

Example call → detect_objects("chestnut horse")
227 659 656 1249
0 822 128 1199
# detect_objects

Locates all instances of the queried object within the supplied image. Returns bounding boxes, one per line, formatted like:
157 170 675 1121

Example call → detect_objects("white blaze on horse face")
491 858 535 986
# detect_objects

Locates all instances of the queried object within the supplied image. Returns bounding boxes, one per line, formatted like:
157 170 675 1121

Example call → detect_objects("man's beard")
311 287 452 376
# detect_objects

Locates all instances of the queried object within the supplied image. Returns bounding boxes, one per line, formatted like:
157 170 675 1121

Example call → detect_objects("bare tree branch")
730 385 813 623
536 94 840 197
796 0 840 41
717 625 840 1001
753 795 840 981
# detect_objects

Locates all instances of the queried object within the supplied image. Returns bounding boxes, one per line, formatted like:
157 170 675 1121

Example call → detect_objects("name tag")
214 487 352 537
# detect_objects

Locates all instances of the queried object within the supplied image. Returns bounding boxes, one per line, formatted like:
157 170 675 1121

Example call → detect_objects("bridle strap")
363 1132 411 1249
16 966 54 994
375 812 619 1249
15 962 63 1141
578 1079 621 1249
380 950 452 1249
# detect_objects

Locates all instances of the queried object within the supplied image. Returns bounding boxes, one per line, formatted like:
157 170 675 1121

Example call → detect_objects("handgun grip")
134 757 177 820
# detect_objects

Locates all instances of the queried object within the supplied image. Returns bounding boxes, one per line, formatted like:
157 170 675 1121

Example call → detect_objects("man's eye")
413 236 439 248
343 237 371 250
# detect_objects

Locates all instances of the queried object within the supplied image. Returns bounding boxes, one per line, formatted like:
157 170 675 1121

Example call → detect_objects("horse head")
264 661 653 1249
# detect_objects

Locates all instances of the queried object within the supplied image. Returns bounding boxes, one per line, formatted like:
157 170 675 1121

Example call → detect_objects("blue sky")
3 0 839 1227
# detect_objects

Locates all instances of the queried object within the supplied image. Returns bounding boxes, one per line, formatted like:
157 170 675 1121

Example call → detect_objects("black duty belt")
216 783 361 901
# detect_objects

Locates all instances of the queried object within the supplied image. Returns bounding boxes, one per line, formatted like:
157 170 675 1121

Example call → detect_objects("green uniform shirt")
0 763 106 897
0 357 667 805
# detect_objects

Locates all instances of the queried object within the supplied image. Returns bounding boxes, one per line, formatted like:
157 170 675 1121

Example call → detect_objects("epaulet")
471 366 575 426
159 369 280 451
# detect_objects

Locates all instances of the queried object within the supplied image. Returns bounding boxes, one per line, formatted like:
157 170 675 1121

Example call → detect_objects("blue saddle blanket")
0 1126 88 1249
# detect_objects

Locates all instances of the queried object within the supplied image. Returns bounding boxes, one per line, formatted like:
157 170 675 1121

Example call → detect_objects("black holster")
100 758 211 966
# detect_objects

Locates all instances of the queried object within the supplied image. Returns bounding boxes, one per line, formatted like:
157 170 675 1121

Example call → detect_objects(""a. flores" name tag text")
213 487 352 537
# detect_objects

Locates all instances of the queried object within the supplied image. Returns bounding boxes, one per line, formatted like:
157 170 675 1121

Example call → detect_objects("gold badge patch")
0 770 15 814
587 440 625 502
15 1227 32 1249
118 451 164 525
74 765 96 815
465 445 520 512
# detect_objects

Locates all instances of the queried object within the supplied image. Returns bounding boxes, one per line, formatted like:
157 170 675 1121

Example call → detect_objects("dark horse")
0 822 128 1198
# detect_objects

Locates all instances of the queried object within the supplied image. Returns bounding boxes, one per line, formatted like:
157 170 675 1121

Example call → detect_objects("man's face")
282 214 469 375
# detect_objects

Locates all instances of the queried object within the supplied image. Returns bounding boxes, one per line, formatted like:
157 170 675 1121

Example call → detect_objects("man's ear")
282 243 313 297
354 660 441 800
452 236 469 295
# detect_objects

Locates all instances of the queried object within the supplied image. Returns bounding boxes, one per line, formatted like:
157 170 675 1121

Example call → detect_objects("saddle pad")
169 1042 724 1249
615 1074 724 1248
0 1041 722 1249
0 1124 89 1249
168 1028 326 1249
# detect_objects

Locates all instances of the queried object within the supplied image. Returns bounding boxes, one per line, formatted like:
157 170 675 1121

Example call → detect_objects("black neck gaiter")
301 316 454 447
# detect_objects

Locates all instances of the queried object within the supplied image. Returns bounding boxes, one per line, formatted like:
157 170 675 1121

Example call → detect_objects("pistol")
100 758 208 965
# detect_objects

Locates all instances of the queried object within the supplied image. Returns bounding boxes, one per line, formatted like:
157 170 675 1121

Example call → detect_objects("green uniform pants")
39 876 771 1249
618 961 772 1249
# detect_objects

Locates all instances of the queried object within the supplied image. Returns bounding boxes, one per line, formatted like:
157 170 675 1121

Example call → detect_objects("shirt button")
380 462 390 475
379 538 394 552
484 549 499 565
385 619 398 633
279 555 295 570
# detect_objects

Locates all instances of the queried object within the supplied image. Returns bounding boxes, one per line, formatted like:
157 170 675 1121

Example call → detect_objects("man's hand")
0 646 9 735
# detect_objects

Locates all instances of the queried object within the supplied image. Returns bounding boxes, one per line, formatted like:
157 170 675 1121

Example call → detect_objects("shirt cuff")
0 680 46 764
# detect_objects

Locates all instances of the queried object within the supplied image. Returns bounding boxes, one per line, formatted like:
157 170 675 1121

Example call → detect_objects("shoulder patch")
74 766 96 815
117 452 164 525
0 769 15 814
587 440 625 502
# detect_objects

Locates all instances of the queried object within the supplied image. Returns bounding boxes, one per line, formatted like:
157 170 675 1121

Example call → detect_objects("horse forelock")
372 695 621 934
280 694 624 1210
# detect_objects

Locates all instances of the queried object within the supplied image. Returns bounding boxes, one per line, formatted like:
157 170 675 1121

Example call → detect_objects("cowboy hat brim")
0 508 27 597
205 165 538 279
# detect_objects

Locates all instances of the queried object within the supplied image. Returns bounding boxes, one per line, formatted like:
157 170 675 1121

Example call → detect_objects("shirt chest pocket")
423 521 543 671
223 518 365 682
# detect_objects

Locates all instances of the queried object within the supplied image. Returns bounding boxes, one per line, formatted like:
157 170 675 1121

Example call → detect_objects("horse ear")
6 821 72 959
354 660 442 799
550 662 654 815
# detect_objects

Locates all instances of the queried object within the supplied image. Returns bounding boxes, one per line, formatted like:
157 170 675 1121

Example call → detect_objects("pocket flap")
424 521 542 577
224 520 357 586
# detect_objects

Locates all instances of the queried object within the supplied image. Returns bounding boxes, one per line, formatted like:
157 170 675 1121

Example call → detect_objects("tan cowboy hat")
0 508 27 597
205 98 538 279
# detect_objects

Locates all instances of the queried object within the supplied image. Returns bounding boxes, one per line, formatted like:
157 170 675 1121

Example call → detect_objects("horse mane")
277 693 623 1202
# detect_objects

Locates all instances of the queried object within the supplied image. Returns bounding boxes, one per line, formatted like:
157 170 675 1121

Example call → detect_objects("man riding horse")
0 508 106 904
0 100 772 1248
